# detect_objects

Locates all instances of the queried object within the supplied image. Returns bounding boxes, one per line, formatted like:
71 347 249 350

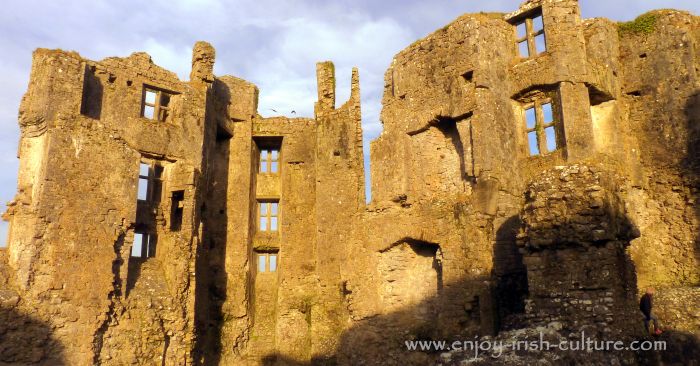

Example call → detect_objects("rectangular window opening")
255 137 283 175
80 65 103 119
170 190 185 232
523 97 561 156
137 160 164 204
256 251 279 273
131 233 157 258
513 9 546 59
258 200 280 232
259 148 280 174
142 87 175 122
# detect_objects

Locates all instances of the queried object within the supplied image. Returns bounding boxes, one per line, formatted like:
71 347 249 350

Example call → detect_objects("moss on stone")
617 12 659 35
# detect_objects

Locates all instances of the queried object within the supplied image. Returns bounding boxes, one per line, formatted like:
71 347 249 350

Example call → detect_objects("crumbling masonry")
0 0 699 365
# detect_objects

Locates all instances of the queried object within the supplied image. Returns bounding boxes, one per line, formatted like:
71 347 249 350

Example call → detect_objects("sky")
0 0 698 246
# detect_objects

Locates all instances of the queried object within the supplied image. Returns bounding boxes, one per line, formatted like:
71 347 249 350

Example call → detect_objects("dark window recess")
80 65 103 119
142 87 174 122
131 232 157 258
170 190 185 232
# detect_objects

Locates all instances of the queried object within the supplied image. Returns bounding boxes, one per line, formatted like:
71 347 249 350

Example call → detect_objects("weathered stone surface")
0 0 698 365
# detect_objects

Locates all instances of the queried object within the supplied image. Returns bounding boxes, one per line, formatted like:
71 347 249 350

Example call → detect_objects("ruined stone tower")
0 0 698 365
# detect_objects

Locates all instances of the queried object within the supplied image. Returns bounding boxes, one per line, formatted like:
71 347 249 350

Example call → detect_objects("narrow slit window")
258 201 279 232
170 190 185 232
513 9 546 59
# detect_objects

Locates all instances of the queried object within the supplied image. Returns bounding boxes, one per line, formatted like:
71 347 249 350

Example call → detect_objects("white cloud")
142 39 193 80
245 14 412 140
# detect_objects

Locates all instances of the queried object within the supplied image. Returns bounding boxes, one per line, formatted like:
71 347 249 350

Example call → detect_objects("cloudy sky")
0 0 698 245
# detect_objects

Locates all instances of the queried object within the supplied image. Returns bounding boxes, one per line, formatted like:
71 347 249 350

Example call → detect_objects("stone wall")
518 165 640 339
1 44 211 364
0 0 698 365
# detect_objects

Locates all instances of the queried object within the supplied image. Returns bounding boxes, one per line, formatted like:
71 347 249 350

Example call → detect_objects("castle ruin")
0 0 699 365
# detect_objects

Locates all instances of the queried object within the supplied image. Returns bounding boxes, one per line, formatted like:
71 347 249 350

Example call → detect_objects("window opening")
170 190 185 231
137 160 163 204
259 148 280 173
131 232 157 258
523 99 559 156
258 201 279 232
514 10 546 58
256 252 279 273
142 87 173 122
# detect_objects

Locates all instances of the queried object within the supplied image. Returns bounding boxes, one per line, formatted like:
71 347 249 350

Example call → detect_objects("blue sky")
0 0 698 245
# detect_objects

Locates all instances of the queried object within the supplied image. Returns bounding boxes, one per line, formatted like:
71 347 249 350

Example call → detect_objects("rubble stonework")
518 165 640 340
0 0 698 365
